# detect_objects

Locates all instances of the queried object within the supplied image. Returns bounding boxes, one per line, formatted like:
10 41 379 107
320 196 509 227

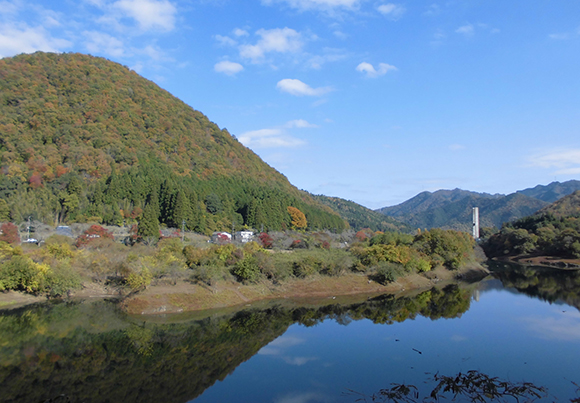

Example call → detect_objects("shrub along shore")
0 225 486 312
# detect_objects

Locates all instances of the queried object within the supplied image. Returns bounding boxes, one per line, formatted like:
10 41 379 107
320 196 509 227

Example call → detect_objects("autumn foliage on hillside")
0 223 20 244
0 52 346 233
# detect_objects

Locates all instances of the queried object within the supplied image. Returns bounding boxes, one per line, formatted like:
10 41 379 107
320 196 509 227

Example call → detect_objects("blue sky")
1 0 579 208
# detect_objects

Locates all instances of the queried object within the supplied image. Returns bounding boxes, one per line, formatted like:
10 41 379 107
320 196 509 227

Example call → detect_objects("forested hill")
483 190 580 259
0 52 346 232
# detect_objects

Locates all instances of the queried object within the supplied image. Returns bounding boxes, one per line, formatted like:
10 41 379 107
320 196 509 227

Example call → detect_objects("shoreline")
120 264 490 315
493 255 580 270
0 265 491 315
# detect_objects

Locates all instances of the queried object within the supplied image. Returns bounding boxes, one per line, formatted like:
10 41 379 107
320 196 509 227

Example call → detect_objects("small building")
235 230 254 243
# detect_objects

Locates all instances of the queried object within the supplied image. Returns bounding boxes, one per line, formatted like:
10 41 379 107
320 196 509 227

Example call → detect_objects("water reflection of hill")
0 285 473 403
488 261 580 312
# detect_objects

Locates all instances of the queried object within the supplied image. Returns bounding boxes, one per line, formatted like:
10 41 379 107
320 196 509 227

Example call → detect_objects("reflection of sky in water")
192 285 580 403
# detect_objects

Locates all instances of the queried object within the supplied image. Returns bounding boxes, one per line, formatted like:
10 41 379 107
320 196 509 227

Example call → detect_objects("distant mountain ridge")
376 188 502 218
376 181 580 231
517 180 580 203
312 194 410 232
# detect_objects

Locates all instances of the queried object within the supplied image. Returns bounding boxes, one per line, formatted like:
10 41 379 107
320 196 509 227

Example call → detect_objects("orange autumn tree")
287 206 307 230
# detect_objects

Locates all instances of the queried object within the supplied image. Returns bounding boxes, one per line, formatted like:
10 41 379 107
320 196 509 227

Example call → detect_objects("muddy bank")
0 265 490 314
120 264 490 315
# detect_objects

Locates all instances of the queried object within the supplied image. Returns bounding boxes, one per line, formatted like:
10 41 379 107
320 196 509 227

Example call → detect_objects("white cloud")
455 23 499 37
456 23 474 36
84 30 125 57
0 0 23 17
0 24 71 58
529 148 580 174
282 356 318 366
355 62 397 78
238 128 306 149
308 47 347 69
449 144 465 151
239 120 316 149
521 312 580 341
233 28 249 37
113 0 176 31
423 3 440 16
214 60 244 75
549 33 569 40
277 78 332 96
261 0 361 13
274 392 330 403
240 27 303 62
131 61 144 72
141 44 165 60
377 3 405 19
286 119 318 128
215 34 236 47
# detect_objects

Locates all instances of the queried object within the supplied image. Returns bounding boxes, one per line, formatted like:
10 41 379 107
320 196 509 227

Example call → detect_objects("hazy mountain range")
376 180 580 231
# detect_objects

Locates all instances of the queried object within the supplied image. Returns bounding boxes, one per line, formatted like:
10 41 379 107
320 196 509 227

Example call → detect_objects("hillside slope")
0 52 345 232
312 194 410 232
482 191 580 260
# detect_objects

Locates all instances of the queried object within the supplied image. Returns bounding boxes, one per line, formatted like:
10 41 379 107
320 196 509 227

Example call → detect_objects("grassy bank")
0 226 485 312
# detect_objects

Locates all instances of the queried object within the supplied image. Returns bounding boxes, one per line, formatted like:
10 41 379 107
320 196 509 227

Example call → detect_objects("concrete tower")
472 207 480 239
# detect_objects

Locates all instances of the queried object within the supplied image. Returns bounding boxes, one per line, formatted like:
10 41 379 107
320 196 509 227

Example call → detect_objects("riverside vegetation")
0 224 477 304
482 190 580 262
0 51 478 308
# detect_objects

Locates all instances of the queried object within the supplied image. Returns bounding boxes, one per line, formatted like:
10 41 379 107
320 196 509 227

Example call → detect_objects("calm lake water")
1 262 580 402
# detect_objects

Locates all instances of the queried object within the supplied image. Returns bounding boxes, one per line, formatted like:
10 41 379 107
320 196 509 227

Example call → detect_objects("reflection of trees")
489 261 580 312
0 286 473 403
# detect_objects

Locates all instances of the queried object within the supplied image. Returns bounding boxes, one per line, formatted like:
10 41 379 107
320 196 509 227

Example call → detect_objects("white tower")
472 207 480 239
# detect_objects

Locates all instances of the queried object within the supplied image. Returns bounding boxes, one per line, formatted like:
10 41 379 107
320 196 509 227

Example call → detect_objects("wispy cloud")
277 78 333 96
377 3 405 20
308 47 348 69
239 120 316 148
238 119 317 149
261 0 361 14
549 33 569 40
214 34 237 47
112 0 176 31
274 391 330 403
240 27 304 63
356 62 397 78
456 22 500 37
214 60 244 75
456 23 474 36
233 28 249 37
449 144 465 151
83 30 125 57
0 24 71 58
528 148 580 174
286 119 318 128
521 311 580 341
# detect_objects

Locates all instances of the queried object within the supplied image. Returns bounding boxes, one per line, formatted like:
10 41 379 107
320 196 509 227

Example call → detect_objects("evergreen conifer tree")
138 203 160 244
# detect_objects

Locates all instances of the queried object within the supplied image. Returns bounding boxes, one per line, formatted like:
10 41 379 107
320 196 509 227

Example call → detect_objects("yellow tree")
287 206 307 230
